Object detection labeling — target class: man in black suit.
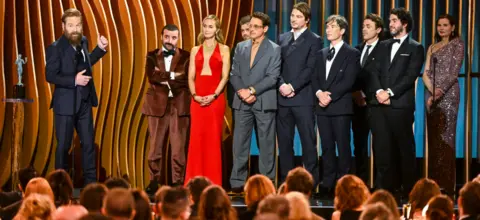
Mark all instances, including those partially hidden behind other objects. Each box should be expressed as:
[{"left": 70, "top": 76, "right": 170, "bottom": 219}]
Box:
[
  {"left": 311, "top": 15, "right": 360, "bottom": 195},
  {"left": 277, "top": 2, "right": 322, "bottom": 186},
  {"left": 46, "top": 8, "right": 108, "bottom": 184},
  {"left": 368, "top": 8, "right": 424, "bottom": 196},
  {"left": 352, "top": 13, "right": 384, "bottom": 184}
]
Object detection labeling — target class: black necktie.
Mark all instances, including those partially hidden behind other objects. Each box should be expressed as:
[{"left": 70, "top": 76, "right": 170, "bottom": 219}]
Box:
[
  {"left": 289, "top": 32, "right": 295, "bottom": 44},
  {"left": 75, "top": 45, "right": 83, "bottom": 62},
  {"left": 392, "top": 39, "right": 401, "bottom": 44},
  {"left": 327, "top": 47, "right": 335, "bottom": 61},
  {"left": 163, "top": 49, "right": 175, "bottom": 57},
  {"left": 361, "top": 45, "right": 372, "bottom": 67}
]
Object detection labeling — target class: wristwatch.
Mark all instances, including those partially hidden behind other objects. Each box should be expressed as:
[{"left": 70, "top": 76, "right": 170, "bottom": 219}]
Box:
[
  {"left": 248, "top": 86, "right": 256, "bottom": 95},
  {"left": 213, "top": 93, "right": 218, "bottom": 99}
]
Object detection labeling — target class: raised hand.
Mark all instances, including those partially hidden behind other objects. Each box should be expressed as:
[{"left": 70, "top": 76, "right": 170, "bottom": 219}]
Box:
[{"left": 97, "top": 35, "right": 108, "bottom": 50}]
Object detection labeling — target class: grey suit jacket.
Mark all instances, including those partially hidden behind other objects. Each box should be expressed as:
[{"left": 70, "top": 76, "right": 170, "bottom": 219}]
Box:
[{"left": 229, "top": 38, "right": 281, "bottom": 111}]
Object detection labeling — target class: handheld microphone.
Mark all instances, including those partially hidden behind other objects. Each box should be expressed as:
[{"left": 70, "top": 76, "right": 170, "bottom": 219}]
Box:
[{"left": 432, "top": 57, "right": 438, "bottom": 108}]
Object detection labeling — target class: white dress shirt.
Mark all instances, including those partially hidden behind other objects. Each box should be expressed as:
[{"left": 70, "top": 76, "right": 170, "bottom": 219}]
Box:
[
  {"left": 163, "top": 46, "right": 173, "bottom": 72},
  {"left": 291, "top": 27, "right": 308, "bottom": 40},
  {"left": 315, "top": 40, "right": 344, "bottom": 96},
  {"left": 390, "top": 34, "right": 409, "bottom": 62}
]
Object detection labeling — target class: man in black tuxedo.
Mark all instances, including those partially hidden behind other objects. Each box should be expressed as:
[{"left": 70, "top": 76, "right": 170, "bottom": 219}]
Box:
[
  {"left": 46, "top": 8, "right": 108, "bottom": 184},
  {"left": 368, "top": 8, "right": 424, "bottom": 196},
  {"left": 277, "top": 2, "right": 322, "bottom": 186},
  {"left": 352, "top": 13, "right": 384, "bottom": 184},
  {"left": 311, "top": 15, "right": 360, "bottom": 195}
]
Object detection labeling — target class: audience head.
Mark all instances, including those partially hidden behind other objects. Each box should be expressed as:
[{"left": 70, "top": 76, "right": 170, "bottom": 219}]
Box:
[
  {"left": 198, "top": 185, "right": 237, "bottom": 220},
  {"left": 239, "top": 15, "right": 252, "bottom": 40},
  {"left": 458, "top": 181, "right": 480, "bottom": 217},
  {"left": 359, "top": 203, "right": 395, "bottom": 220},
  {"left": 250, "top": 12, "right": 270, "bottom": 41},
  {"left": 291, "top": 2, "right": 311, "bottom": 29},
  {"left": 161, "top": 187, "right": 191, "bottom": 220},
  {"left": 80, "top": 213, "right": 113, "bottom": 220},
  {"left": 198, "top": 14, "right": 224, "bottom": 44},
  {"left": 254, "top": 213, "right": 281, "bottom": 220},
  {"left": 473, "top": 174, "right": 480, "bottom": 183},
  {"left": 257, "top": 194, "right": 290, "bottom": 220},
  {"left": 285, "top": 191, "right": 312, "bottom": 220},
  {"left": 102, "top": 188, "right": 136, "bottom": 220},
  {"left": 186, "top": 176, "right": 212, "bottom": 206},
  {"left": 425, "top": 195, "right": 454, "bottom": 220},
  {"left": 362, "top": 13, "right": 384, "bottom": 42},
  {"left": 46, "top": 169, "right": 74, "bottom": 206},
  {"left": 365, "top": 190, "right": 400, "bottom": 218},
  {"left": 105, "top": 177, "right": 130, "bottom": 190},
  {"left": 244, "top": 174, "right": 276, "bottom": 209},
  {"left": 435, "top": 14, "right": 459, "bottom": 42},
  {"left": 131, "top": 189, "right": 152, "bottom": 220},
  {"left": 25, "top": 177, "right": 55, "bottom": 202},
  {"left": 277, "top": 183, "right": 286, "bottom": 195},
  {"left": 80, "top": 183, "right": 108, "bottom": 212},
  {"left": 53, "top": 205, "right": 88, "bottom": 220},
  {"left": 15, "top": 193, "right": 56, "bottom": 220},
  {"left": 325, "top": 15, "right": 348, "bottom": 41},
  {"left": 18, "top": 166, "right": 38, "bottom": 193},
  {"left": 284, "top": 167, "right": 314, "bottom": 196},
  {"left": 161, "top": 24, "right": 180, "bottom": 50},
  {"left": 409, "top": 178, "right": 441, "bottom": 213},
  {"left": 153, "top": 185, "right": 172, "bottom": 216},
  {"left": 389, "top": 7, "right": 413, "bottom": 35},
  {"left": 334, "top": 174, "right": 370, "bottom": 211}
]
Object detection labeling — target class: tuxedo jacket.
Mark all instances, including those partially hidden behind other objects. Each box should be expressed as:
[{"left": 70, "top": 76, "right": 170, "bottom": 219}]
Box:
[
  {"left": 142, "top": 48, "right": 190, "bottom": 117},
  {"left": 354, "top": 42, "right": 383, "bottom": 104},
  {"left": 367, "top": 37, "right": 425, "bottom": 109},
  {"left": 277, "top": 29, "right": 323, "bottom": 106},
  {"left": 311, "top": 43, "right": 361, "bottom": 115},
  {"left": 46, "top": 35, "right": 106, "bottom": 115}
]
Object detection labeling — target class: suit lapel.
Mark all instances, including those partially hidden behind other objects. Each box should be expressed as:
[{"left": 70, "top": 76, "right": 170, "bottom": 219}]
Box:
[
  {"left": 326, "top": 44, "right": 348, "bottom": 89},
  {"left": 57, "top": 35, "right": 77, "bottom": 68},
  {"left": 169, "top": 47, "right": 181, "bottom": 71},
  {"left": 318, "top": 48, "right": 328, "bottom": 84},
  {"left": 364, "top": 43, "right": 379, "bottom": 67},
  {"left": 285, "top": 31, "right": 307, "bottom": 57},
  {"left": 81, "top": 40, "right": 92, "bottom": 69},
  {"left": 251, "top": 38, "right": 267, "bottom": 69},
  {"left": 389, "top": 37, "right": 409, "bottom": 70},
  {"left": 244, "top": 40, "right": 252, "bottom": 69}
]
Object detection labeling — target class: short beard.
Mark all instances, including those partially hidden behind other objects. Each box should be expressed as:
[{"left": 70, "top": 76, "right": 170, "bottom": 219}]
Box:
[
  {"left": 390, "top": 26, "right": 404, "bottom": 37},
  {"left": 65, "top": 31, "right": 82, "bottom": 46},
  {"left": 163, "top": 42, "right": 175, "bottom": 50}
]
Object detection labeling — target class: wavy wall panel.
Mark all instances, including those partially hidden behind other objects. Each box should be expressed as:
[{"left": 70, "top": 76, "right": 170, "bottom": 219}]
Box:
[{"left": 0, "top": 0, "right": 251, "bottom": 189}]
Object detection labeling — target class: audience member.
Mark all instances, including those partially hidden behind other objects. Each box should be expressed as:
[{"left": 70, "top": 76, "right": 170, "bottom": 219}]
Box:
[
  {"left": 153, "top": 185, "right": 171, "bottom": 218},
  {"left": 365, "top": 190, "right": 400, "bottom": 218},
  {"left": 46, "top": 169, "right": 74, "bottom": 207},
  {"left": 276, "top": 183, "right": 286, "bottom": 195},
  {"left": 13, "top": 193, "right": 56, "bottom": 220},
  {"left": 102, "top": 188, "right": 136, "bottom": 220},
  {"left": 80, "top": 183, "right": 108, "bottom": 212},
  {"left": 285, "top": 191, "right": 313, "bottom": 220},
  {"left": 53, "top": 205, "right": 89, "bottom": 220},
  {"left": 332, "top": 175, "right": 370, "bottom": 220},
  {"left": 457, "top": 181, "right": 480, "bottom": 220},
  {"left": 197, "top": 185, "right": 237, "bottom": 220},
  {"left": 284, "top": 167, "right": 323, "bottom": 220},
  {"left": 256, "top": 194, "right": 290, "bottom": 220},
  {"left": 359, "top": 203, "right": 395, "bottom": 220},
  {"left": 240, "top": 174, "right": 276, "bottom": 220},
  {"left": 105, "top": 177, "right": 130, "bottom": 190},
  {"left": 131, "top": 189, "right": 153, "bottom": 220},
  {"left": 186, "top": 176, "right": 212, "bottom": 218},
  {"left": 254, "top": 213, "right": 281, "bottom": 220},
  {"left": 80, "top": 213, "right": 113, "bottom": 220},
  {"left": 0, "top": 167, "right": 38, "bottom": 208},
  {"left": 425, "top": 195, "right": 454, "bottom": 220},
  {"left": 161, "top": 187, "right": 191, "bottom": 220},
  {"left": 408, "top": 178, "right": 441, "bottom": 219}
]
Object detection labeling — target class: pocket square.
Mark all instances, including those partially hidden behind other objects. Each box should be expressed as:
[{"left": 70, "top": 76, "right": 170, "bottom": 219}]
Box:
[{"left": 400, "top": 53, "right": 410, "bottom": 56}]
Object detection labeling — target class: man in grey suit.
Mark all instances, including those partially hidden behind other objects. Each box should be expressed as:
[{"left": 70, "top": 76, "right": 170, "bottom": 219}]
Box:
[{"left": 229, "top": 12, "right": 281, "bottom": 191}]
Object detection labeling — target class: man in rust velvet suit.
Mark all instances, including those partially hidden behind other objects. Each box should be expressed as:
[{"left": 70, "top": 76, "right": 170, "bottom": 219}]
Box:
[{"left": 143, "top": 24, "right": 190, "bottom": 191}]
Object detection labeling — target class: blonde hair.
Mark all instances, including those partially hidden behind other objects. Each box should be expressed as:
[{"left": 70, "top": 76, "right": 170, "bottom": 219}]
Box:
[
  {"left": 285, "top": 192, "right": 312, "bottom": 220},
  {"left": 25, "top": 177, "right": 55, "bottom": 202},
  {"left": 244, "top": 174, "right": 276, "bottom": 208},
  {"left": 14, "top": 193, "right": 56, "bottom": 220},
  {"left": 197, "top": 15, "right": 224, "bottom": 44}
]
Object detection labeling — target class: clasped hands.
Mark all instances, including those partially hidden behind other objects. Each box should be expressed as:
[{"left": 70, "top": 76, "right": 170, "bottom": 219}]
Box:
[
  {"left": 194, "top": 94, "right": 216, "bottom": 106},
  {"left": 279, "top": 84, "right": 295, "bottom": 98},
  {"left": 376, "top": 90, "right": 391, "bottom": 105},
  {"left": 426, "top": 88, "right": 444, "bottom": 109},
  {"left": 317, "top": 91, "right": 332, "bottom": 107},
  {"left": 237, "top": 88, "right": 256, "bottom": 104}
]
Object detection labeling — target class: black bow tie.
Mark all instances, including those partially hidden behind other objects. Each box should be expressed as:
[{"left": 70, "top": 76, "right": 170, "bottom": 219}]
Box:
[
  {"left": 163, "top": 49, "right": 175, "bottom": 57},
  {"left": 392, "top": 39, "right": 401, "bottom": 44},
  {"left": 327, "top": 47, "right": 336, "bottom": 61}
]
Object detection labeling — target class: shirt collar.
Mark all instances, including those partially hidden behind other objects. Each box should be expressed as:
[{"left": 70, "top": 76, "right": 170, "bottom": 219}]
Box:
[
  {"left": 394, "top": 34, "right": 409, "bottom": 44},
  {"left": 366, "top": 39, "right": 379, "bottom": 48},
  {"left": 291, "top": 27, "right": 308, "bottom": 39},
  {"left": 330, "top": 40, "right": 344, "bottom": 52}
]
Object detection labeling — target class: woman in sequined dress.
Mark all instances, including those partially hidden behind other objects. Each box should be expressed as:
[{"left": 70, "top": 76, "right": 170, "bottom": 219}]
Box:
[{"left": 422, "top": 14, "right": 464, "bottom": 197}]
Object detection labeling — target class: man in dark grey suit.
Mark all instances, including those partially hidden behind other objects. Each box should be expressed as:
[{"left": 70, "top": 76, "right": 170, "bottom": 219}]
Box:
[{"left": 229, "top": 12, "right": 281, "bottom": 191}]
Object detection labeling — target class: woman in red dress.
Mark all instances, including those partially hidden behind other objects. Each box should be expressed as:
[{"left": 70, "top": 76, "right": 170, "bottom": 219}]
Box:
[{"left": 184, "top": 15, "right": 230, "bottom": 186}]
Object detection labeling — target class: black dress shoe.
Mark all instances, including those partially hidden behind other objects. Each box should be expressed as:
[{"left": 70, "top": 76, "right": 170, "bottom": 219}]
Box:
[
  {"left": 145, "top": 180, "right": 159, "bottom": 195},
  {"left": 318, "top": 186, "right": 334, "bottom": 199}
]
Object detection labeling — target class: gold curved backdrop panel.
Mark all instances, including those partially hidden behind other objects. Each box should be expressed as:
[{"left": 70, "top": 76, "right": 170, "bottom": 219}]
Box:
[{"left": 0, "top": 0, "right": 252, "bottom": 189}]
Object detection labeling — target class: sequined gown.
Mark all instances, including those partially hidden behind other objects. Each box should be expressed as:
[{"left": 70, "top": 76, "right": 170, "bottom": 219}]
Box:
[{"left": 425, "top": 38, "right": 464, "bottom": 195}]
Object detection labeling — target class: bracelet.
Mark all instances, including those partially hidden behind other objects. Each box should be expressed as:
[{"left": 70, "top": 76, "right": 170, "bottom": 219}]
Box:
[
  {"left": 213, "top": 93, "right": 218, "bottom": 99},
  {"left": 191, "top": 93, "right": 197, "bottom": 97}
]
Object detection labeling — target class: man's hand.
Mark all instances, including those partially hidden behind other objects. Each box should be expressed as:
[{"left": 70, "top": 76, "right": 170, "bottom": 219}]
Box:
[
  {"left": 376, "top": 90, "right": 390, "bottom": 103},
  {"left": 244, "top": 95, "right": 257, "bottom": 104},
  {"left": 383, "top": 99, "right": 391, "bottom": 105},
  {"left": 75, "top": 69, "right": 91, "bottom": 86},
  {"left": 97, "top": 35, "right": 108, "bottom": 50},
  {"left": 279, "top": 84, "right": 293, "bottom": 97},
  {"left": 287, "top": 92, "right": 295, "bottom": 98},
  {"left": 426, "top": 96, "right": 433, "bottom": 111},
  {"left": 237, "top": 88, "right": 251, "bottom": 100},
  {"left": 353, "top": 91, "right": 367, "bottom": 107},
  {"left": 317, "top": 91, "right": 331, "bottom": 106}
]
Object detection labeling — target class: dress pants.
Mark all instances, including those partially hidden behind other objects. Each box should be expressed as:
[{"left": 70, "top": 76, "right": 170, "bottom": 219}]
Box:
[{"left": 352, "top": 104, "right": 370, "bottom": 184}]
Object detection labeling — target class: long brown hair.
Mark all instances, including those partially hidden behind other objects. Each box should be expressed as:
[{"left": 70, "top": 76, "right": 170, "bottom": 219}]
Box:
[
  {"left": 197, "top": 15, "right": 224, "bottom": 44},
  {"left": 435, "top": 14, "right": 459, "bottom": 42},
  {"left": 408, "top": 178, "right": 441, "bottom": 214},
  {"left": 334, "top": 175, "right": 370, "bottom": 211},
  {"left": 244, "top": 174, "right": 276, "bottom": 209},
  {"left": 198, "top": 185, "right": 237, "bottom": 220}
]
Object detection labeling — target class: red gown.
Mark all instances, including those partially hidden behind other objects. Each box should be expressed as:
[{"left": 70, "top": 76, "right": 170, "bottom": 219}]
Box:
[{"left": 184, "top": 44, "right": 225, "bottom": 186}]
